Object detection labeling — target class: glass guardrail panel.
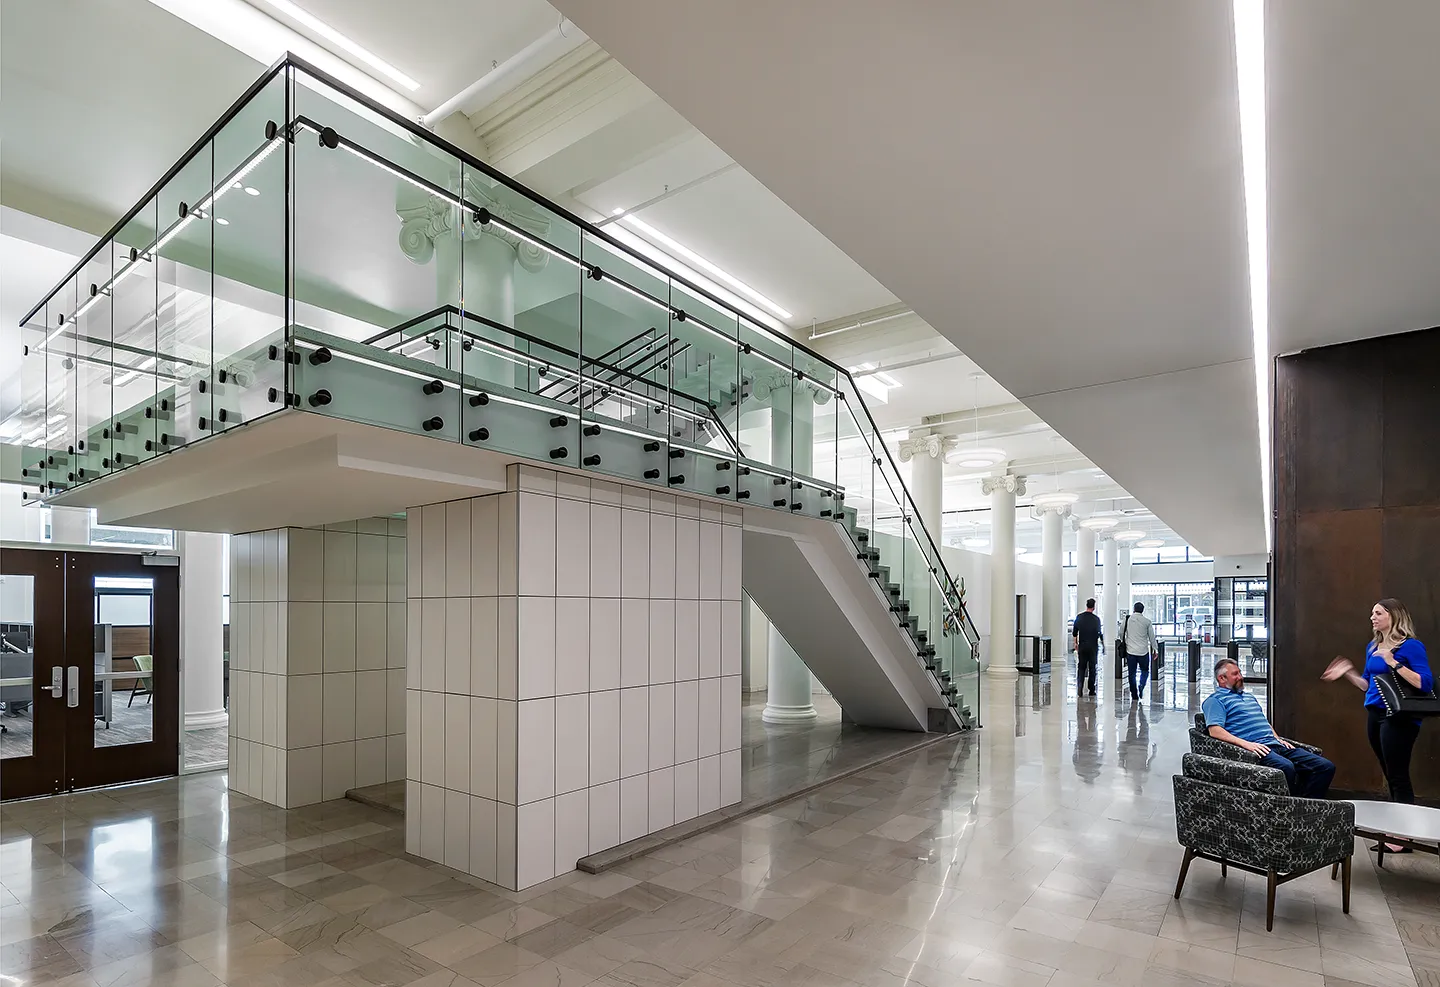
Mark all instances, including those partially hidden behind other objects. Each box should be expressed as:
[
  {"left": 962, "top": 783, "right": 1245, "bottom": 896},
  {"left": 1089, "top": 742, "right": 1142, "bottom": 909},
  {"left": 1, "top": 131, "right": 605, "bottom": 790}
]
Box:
[
  {"left": 41, "top": 277, "right": 79, "bottom": 496},
  {"left": 667, "top": 282, "right": 741, "bottom": 499},
  {"left": 106, "top": 203, "right": 163, "bottom": 476},
  {"left": 799, "top": 354, "right": 839, "bottom": 506},
  {"left": 737, "top": 319, "right": 796, "bottom": 509},
  {"left": 211, "top": 70, "right": 288, "bottom": 437},
  {"left": 68, "top": 249, "right": 116, "bottom": 491},
  {"left": 290, "top": 65, "right": 466, "bottom": 441},
  {"left": 579, "top": 232, "right": 671, "bottom": 486},
  {"left": 17, "top": 300, "right": 51, "bottom": 495},
  {"left": 155, "top": 146, "right": 214, "bottom": 455},
  {"left": 291, "top": 326, "right": 460, "bottom": 443},
  {"left": 835, "top": 377, "right": 877, "bottom": 538}
]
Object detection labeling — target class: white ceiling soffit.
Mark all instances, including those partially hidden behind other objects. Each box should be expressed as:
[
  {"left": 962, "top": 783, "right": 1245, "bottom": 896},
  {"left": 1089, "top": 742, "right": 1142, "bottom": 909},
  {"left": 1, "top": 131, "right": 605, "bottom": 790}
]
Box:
[
  {"left": 551, "top": 0, "right": 1264, "bottom": 555},
  {"left": 1268, "top": 0, "right": 1440, "bottom": 356}
]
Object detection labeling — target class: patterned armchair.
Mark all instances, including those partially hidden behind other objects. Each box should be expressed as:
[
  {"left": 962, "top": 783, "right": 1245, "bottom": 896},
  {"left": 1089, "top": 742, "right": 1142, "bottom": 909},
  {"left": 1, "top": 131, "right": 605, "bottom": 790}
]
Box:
[
  {"left": 1173, "top": 753, "right": 1353, "bottom": 930},
  {"left": 1189, "top": 714, "right": 1323, "bottom": 764}
]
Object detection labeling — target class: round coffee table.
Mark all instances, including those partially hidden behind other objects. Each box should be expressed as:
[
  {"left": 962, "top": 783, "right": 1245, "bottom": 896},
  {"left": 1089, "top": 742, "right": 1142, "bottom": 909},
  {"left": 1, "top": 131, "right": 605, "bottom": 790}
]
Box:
[{"left": 1351, "top": 799, "right": 1440, "bottom": 866}]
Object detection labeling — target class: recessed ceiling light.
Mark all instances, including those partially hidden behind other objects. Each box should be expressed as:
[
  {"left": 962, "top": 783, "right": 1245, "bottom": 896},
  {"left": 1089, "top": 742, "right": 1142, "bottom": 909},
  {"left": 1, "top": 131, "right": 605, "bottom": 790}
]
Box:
[
  {"left": 1079, "top": 517, "right": 1119, "bottom": 531},
  {"left": 215, "top": 217, "right": 230, "bottom": 225},
  {"left": 244, "top": 186, "right": 260, "bottom": 196},
  {"left": 1113, "top": 529, "right": 1146, "bottom": 543},
  {"left": 1233, "top": 0, "right": 1271, "bottom": 549},
  {"left": 1031, "top": 491, "right": 1079, "bottom": 509},
  {"left": 249, "top": 0, "right": 421, "bottom": 91},
  {"left": 1135, "top": 538, "right": 1165, "bottom": 549},
  {"left": 950, "top": 447, "right": 1007, "bottom": 469}
]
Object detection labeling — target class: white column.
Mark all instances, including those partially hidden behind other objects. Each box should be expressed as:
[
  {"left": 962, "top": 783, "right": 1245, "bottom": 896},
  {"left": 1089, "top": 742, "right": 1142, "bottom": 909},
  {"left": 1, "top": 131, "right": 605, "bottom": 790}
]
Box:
[
  {"left": 179, "top": 531, "right": 228, "bottom": 733},
  {"left": 1118, "top": 545, "right": 1133, "bottom": 623},
  {"left": 1101, "top": 536, "right": 1118, "bottom": 642},
  {"left": 49, "top": 505, "right": 91, "bottom": 545},
  {"left": 982, "top": 474, "right": 1025, "bottom": 677},
  {"left": 1040, "top": 507, "right": 1066, "bottom": 648},
  {"left": 1075, "top": 524, "right": 1096, "bottom": 623},
  {"left": 763, "top": 628, "right": 818, "bottom": 723},
  {"left": 764, "top": 387, "right": 817, "bottom": 722},
  {"left": 899, "top": 433, "right": 955, "bottom": 539}
]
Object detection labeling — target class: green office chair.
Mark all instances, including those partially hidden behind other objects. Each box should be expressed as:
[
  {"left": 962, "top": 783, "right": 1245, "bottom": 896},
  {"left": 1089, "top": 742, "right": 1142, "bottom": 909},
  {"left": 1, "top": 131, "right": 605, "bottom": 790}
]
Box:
[{"left": 127, "top": 655, "right": 153, "bottom": 706}]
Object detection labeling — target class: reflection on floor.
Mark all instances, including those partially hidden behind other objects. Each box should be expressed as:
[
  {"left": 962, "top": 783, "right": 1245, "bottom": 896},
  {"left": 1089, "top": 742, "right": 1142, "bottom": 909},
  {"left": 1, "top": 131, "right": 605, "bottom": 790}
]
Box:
[
  {"left": 1, "top": 656, "right": 1431, "bottom": 987},
  {"left": 740, "top": 691, "right": 943, "bottom": 803}
]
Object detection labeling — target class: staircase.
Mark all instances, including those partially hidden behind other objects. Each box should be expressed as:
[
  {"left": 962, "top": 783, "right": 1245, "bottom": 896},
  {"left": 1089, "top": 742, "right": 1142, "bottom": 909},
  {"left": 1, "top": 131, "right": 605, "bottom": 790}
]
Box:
[{"left": 14, "top": 53, "right": 983, "bottom": 731}]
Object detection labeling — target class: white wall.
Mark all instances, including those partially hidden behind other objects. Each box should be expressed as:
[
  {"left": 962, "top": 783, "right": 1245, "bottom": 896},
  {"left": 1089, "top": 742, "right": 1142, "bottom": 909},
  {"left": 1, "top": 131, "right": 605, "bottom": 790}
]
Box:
[
  {"left": 228, "top": 519, "right": 409, "bottom": 807},
  {"left": 404, "top": 464, "right": 742, "bottom": 891}
]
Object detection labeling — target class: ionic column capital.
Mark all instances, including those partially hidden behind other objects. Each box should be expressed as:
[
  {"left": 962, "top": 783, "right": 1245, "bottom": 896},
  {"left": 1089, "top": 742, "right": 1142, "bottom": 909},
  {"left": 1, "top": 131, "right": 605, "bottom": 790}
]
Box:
[
  {"left": 981, "top": 474, "right": 1027, "bottom": 497},
  {"left": 897, "top": 433, "right": 958, "bottom": 464},
  {"left": 396, "top": 172, "right": 552, "bottom": 273}
]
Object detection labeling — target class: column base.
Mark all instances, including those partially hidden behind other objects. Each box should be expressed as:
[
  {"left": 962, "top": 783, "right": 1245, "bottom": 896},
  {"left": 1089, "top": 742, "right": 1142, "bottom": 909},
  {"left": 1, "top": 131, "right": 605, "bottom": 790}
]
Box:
[
  {"left": 762, "top": 703, "right": 818, "bottom": 724},
  {"left": 984, "top": 664, "right": 1020, "bottom": 680},
  {"left": 184, "top": 709, "right": 229, "bottom": 731}
]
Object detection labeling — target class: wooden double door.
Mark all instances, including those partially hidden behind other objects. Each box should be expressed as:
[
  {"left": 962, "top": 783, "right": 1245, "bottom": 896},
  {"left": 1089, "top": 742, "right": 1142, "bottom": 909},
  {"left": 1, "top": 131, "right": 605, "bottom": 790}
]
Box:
[{"left": 0, "top": 547, "right": 179, "bottom": 800}]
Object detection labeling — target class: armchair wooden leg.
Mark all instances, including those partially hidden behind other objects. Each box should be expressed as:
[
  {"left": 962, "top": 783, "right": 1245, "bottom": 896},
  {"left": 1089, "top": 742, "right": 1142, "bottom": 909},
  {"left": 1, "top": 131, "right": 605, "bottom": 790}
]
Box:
[
  {"left": 1342, "top": 855, "right": 1351, "bottom": 914},
  {"left": 1331, "top": 861, "right": 1339, "bottom": 880},
  {"left": 1220, "top": 859, "right": 1227, "bottom": 878},
  {"left": 1174, "top": 847, "right": 1195, "bottom": 900},
  {"left": 1265, "top": 869, "right": 1277, "bottom": 932}
]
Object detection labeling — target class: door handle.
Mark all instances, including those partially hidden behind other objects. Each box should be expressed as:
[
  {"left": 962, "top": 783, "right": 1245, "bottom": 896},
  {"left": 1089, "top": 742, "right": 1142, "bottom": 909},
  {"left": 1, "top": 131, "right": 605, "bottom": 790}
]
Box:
[
  {"left": 50, "top": 666, "right": 63, "bottom": 699},
  {"left": 66, "top": 666, "right": 79, "bottom": 708}
]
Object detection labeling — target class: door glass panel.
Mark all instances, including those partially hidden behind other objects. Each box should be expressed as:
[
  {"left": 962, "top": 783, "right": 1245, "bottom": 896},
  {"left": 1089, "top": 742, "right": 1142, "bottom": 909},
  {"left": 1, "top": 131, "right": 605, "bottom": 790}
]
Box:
[
  {"left": 93, "top": 575, "right": 155, "bottom": 747},
  {"left": 0, "top": 575, "right": 37, "bottom": 760}
]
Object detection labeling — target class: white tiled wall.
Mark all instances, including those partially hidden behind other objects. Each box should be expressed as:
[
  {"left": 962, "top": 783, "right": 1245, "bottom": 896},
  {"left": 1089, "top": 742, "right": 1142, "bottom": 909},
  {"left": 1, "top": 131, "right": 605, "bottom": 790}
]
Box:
[
  {"left": 229, "top": 517, "right": 407, "bottom": 807},
  {"left": 406, "top": 464, "right": 743, "bottom": 891}
]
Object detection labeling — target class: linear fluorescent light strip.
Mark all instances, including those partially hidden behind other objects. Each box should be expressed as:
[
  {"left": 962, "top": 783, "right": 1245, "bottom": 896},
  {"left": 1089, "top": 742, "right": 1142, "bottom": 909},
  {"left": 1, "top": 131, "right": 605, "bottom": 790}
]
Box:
[
  {"left": 618, "top": 213, "right": 793, "bottom": 321},
  {"left": 249, "top": 0, "right": 421, "bottom": 91},
  {"left": 1233, "top": 0, "right": 1272, "bottom": 548}
]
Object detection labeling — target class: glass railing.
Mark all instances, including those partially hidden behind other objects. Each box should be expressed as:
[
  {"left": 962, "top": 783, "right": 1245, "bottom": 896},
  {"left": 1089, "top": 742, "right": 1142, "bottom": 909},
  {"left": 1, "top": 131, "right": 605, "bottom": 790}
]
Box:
[{"left": 14, "top": 54, "right": 978, "bottom": 726}]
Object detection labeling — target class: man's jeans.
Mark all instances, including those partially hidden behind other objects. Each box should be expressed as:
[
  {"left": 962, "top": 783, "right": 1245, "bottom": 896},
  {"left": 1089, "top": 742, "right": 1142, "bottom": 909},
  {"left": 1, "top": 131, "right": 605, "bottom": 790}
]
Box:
[
  {"left": 1077, "top": 647, "right": 1098, "bottom": 695},
  {"left": 1258, "top": 745, "right": 1337, "bottom": 799},
  {"left": 1126, "top": 653, "right": 1150, "bottom": 699}
]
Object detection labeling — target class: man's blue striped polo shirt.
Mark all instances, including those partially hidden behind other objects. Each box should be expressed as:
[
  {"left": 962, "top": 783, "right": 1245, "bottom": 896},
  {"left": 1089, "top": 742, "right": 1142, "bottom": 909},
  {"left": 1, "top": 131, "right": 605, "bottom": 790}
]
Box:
[{"left": 1200, "top": 688, "right": 1278, "bottom": 744}]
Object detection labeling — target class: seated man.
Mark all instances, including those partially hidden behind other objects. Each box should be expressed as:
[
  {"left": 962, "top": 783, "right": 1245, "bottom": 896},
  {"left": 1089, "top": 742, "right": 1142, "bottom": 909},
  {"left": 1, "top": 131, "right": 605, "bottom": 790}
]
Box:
[{"left": 1201, "top": 657, "right": 1336, "bottom": 798}]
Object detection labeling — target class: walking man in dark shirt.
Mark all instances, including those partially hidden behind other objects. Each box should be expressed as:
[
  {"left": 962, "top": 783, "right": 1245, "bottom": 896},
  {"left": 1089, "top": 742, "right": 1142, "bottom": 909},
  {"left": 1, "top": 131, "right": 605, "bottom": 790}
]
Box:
[{"left": 1072, "top": 598, "right": 1104, "bottom": 698}]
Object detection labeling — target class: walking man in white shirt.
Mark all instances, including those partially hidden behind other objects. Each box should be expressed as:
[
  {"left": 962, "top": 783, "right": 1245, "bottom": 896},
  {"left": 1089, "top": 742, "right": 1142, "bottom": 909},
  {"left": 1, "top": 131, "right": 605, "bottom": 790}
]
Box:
[{"left": 1120, "top": 602, "right": 1158, "bottom": 701}]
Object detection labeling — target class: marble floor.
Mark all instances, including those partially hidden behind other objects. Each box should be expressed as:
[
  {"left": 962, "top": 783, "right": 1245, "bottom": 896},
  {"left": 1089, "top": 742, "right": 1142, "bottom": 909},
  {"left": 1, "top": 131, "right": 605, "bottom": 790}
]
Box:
[{"left": 2, "top": 657, "right": 1434, "bottom": 987}]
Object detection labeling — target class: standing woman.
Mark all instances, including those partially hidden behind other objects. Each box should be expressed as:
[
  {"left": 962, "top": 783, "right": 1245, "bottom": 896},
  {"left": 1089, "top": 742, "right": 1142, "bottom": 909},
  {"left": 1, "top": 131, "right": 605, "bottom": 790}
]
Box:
[{"left": 1323, "top": 600, "right": 1433, "bottom": 833}]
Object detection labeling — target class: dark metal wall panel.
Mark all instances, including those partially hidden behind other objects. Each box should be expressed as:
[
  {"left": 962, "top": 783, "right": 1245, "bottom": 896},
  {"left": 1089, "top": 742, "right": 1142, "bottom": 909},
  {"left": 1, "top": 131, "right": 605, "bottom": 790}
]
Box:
[{"left": 1273, "top": 326, "right": 1440, "bottom": 802}]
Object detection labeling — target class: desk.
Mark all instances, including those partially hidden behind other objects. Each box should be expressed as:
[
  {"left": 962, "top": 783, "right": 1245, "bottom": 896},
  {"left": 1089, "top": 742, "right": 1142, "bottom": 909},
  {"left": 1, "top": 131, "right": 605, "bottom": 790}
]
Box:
[{"left": 1352, "top": 799, "right": 1440, "bottom": 866}]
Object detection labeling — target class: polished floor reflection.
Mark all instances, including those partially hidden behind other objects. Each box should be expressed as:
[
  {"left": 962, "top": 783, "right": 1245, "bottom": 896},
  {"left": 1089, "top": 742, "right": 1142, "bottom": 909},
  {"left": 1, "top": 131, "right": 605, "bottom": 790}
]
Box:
[{"left": 1, "top": 656, "right": 1430, "bottom": 987}]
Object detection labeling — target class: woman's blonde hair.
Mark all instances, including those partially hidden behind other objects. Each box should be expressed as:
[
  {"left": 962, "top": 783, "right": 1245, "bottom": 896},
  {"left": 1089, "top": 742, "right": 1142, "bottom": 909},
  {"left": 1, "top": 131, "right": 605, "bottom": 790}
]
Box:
[{"left": 1373, "top": 598, "right": 1417, "bottom": 647}]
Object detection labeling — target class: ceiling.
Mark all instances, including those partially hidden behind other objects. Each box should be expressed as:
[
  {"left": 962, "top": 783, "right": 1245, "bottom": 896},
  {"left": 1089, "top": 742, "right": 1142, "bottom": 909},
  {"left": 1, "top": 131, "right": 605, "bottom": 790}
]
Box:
[
  {"left": 4, "top": 0, "right": 1367, "bottom": 559},
  {"left": 547, "top": 0, "right": 1274, "bottom": 557}
]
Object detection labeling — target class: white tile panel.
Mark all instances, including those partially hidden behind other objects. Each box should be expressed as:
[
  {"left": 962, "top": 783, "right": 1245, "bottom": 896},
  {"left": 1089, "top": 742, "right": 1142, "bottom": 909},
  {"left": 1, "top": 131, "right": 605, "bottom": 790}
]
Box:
[
  {"left": 445, "top": 693, "right": 471, "bottom": 793},
  {"left": 445, "top": 501, "right": 472, "bottom": 597},
  {"left": 647, "top": 767, "right": 674, "bottom": 831},
  {"left": 648, "top": 684, "right": 675, "bottom": 771},
  {"left": 554, "top": 597, "right": 590, "bottom": 695},
  {"left": 515, "top": 798, "right": 556, "bottom": 890},
  {"left": 516, "top": 596, "right": 556, "bottom": 700},
  {"left": 553, "top": 788, "right": 589, "bottom": 876},
  {"left": 516, "top": 698, "right": 556, "bottom": 804},
  {"left": 619, "top": 686, "right": 649, "bottom": 780},
  {"left": 555, "top": 497, "right": 590, "bottom": 598},
  {"left": 554, "top": 693, "right": 589, "bottom": 795},
  {"left": 588, "top": 689, "right": 620, "bottom": 786}
]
